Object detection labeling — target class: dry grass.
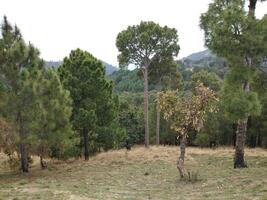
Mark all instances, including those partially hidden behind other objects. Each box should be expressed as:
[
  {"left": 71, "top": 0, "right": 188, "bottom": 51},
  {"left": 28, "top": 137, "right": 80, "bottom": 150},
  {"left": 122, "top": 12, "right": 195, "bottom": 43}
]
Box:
[{"left": 0, "top": 146, "right": 267, "bottom": 200}]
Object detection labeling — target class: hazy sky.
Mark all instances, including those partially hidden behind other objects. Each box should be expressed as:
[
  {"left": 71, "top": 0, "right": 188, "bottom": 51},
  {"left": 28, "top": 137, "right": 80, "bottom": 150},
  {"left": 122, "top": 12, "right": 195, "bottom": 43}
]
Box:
[{"left": 1, "top": 0, "right": 267, "bottom": 66}]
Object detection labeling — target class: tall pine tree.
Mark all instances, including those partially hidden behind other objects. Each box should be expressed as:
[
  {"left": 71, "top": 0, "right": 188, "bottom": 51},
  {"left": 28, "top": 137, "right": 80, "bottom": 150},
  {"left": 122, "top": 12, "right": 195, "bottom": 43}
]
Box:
[
  {"left": 200, "top": 0, "right": 266, "bottom": 168},
  {"left": 0, "top": 17, "right": 73, "bottom": 172},
  {"left": 116, "top": 21, "right": 180, "bottom": 147},
  {"left": 0, "top": 16, "right": 43, "bottom": 172},
  {"left": 58, "top": 49, "right": 116, "bottom": 160}
]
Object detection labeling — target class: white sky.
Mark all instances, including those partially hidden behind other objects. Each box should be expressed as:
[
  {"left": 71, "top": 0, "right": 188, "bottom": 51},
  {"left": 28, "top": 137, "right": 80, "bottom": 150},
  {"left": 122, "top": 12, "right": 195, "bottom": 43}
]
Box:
[{"left": 0, "top": 0, "right": 267, "bottom": 66}]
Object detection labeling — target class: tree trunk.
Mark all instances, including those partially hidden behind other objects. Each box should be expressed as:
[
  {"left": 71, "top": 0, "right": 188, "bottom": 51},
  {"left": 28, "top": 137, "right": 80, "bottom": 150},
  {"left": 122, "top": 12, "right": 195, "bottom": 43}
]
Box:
[
  {"left": 83, "top": 128, "right": 89, "bottom": 160},
  {"left": 257, "top": 131, "right": 261, "bottom": 147},
  {"left": 18, "top": 112, "right": 28, "bottom": 173},
  {"left": 156, "top": 80, "right": 162, "bottom": 146},
  {"left": 234, "top": 82, "right": 250, "bottom": 168},
  {"left": 232, "top": 123, "right": 237, "bottom": 147},
  {"left": 177, "top": 134, "right": 186, "bottom": 178},
  {"left": 234, "top": 119, "right": 248, "bottom": 168},
  {"left": 40, "top": 155, "right": 47, "bottom": 169},
  {"left": 234, "top": 0, "right": 256, "bottom": 168},
  {"left": 144, "top": 66, "right": 149, "bottom": 147},
  {"left": 156, "top": 106, "right": 160, "bottom": 145},
  {"left": 19, "top": 142, "right": 28, "bottom": 173},
  {"left": 248, "top": 0, "right": 257, "bottom": 17},
  {"left": 79, "top": 132, "right": 83, "bottom": 158}
]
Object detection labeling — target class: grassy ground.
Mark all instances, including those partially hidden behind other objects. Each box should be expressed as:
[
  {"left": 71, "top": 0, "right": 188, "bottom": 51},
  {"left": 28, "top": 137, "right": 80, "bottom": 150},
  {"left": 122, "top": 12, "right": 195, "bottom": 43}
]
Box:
[{"left": 0, "top": 146, "right": 267, "bottom": 200}]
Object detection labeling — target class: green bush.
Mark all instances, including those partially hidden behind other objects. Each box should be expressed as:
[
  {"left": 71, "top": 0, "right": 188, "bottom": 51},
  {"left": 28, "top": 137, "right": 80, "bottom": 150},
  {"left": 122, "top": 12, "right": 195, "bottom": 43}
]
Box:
[{"left": 194, "top": 133, "right": 209, "bottom": 147}]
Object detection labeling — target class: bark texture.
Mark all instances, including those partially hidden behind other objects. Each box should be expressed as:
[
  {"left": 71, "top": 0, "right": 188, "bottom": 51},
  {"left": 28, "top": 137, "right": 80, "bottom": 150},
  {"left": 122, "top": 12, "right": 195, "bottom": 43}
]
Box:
[
  {"left": 144, "top": 66, "right": 149, "bottom": 147},
  {"left": 234, "top": 82, "right": 250, "bottom": 168},
  {"left": 83, "top": 128, "right": 89, "bottom": 160},
  {"left": 248, "top": 0, "right": 257, "bottom": 16},
  {"left": 156, "top": 80, "right": 162, "bottom": 146},
  {"left": 177, "top": 135, "right": 186, "bottom": 178},
  {"left": 19, "top": 142, "right": 28, "bottom": 172},
  {"left": 234, "top": 119, "right": 248, "bottom": 168},
  {"left": 156, "top": 106, "right": 160, "bottom": 145},
  {"left": 18, "top": 113, "right": 28, "bottom": 173}
]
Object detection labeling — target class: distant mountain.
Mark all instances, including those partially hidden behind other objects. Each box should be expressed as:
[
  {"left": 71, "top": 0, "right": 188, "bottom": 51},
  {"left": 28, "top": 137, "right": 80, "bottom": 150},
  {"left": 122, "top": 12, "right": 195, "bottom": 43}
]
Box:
[
  {"left": 45, "top": 61, "right": 62, "bottom": 68},
  {"left": 44, "top": 60, "right": 118, "bottom": 75},
  {"left": 179, "top": 49, "right": 228, "bottom": 79},
  {"left": 108, "top": 49, "right": 229, "bottom": 93},
  {"left": 182, "top": 49, "right": 215, "bottom": 61},
  {"left": 102, "top": 61, "right": 118, "bottom": 75},
  {"left": 180, "top": 49, "right": 267, "bottom": 79}
]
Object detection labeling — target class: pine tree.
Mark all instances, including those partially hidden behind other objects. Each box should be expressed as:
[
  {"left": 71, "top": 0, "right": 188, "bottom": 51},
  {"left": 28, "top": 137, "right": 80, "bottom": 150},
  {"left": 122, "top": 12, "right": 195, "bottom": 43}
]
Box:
[
  {"left": 116, "top": 21, "right": 180, "bottom": 147},
  {"left": 200, "top": 0, "right": 266, "bottom": 168},
  {"left": 0, "top": 16, "right": 43, "bottom": 172},
  {"left": 0, "top": 17, "right": 73, "bottom": 172},
  {"left": 58, "top": 49, "right": 116, "bottom": 160}
]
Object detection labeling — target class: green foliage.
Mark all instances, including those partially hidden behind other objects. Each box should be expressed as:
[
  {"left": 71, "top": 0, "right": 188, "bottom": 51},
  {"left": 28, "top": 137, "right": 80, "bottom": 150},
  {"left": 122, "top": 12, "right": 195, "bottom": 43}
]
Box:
[
  {"left": 116, "top": 21, "right": 179, "bottom": 68},
  {"left": 108, "top": 69, "right": 146, "bottom": 92},
  {"left": 200, "top": 0, "right": 267, "bottom": 65},
  {"left": 28, "top": 69, "right": 73, "bottom": 159},
  {"left": 0, "top": 16, "right": 43, "bottom": 123},
  {"left": 248, "top": 71, "right": 267, "bottom": 147},
  {"left": 96, "top": 122, "right": 127, "bottom": 151},
  {"left": 200, "top": 0, "right": 247, "bottom": 62},
  {"left": 149, "top": 102, "right": 177, "bottom": 144},
  {"left": 59, "top": 48, "right": 116, "bottom": 129},
  {"left": 221, "top": 67, "right": 261, "bottom": 121},
  {"left": 108, "top": 67, "right": 182, "bottom": 93},
  {"left": 149, "top": 56, "right": 182, "bottom": 90},
  {"left": 190, "top": 70, "right": 222, "bottom": 92},
  {"left": 118, "top": 93, "right": 145, "bottom": 144},
  {"left": 194, "top": 133, "right": 210, "bottom": 147}
]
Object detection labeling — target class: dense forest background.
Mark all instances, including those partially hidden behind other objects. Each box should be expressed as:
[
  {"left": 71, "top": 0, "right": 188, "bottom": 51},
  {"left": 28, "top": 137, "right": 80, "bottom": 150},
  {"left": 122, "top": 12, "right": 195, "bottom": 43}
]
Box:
[{"left": 44, "top": 49, "right": 267, "bottom": 149}]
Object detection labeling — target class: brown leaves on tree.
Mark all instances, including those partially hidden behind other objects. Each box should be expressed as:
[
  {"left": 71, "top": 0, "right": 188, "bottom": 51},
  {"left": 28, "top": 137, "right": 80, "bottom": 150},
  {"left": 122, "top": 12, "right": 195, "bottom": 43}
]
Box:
[{"left": 157, "top": 83, "right": 218, "bottom": 136}]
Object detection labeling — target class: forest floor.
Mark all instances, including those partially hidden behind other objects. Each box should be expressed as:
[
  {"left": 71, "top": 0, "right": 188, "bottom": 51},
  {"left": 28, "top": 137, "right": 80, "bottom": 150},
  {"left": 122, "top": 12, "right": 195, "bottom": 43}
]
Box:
[{"left": 0, "top": 146, "right": 267, "bottom": 200}]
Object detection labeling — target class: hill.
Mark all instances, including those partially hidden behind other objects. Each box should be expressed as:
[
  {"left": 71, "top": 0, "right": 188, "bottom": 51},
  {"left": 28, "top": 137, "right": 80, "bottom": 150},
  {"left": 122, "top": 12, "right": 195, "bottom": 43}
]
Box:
[
  {"left": 182, "top": 49, "right": 215, "bottom": 61},
  {"left": 0, "top": 146, "right": 266, "bottom": 199},
  {"left": 45, "top": 61, "right": 62, "bottom": 68},
  {"left": 179, "top": 49, "right": 227, "bottom": 79},
  {"left": 108, "top": 49, "right": 227, "bottom": 93},
  {"left": 102, "top": 61, "right": 118, "bottom": 75},
  {"left": 45, "top": 60, "right": 118, "bottom": 75}
]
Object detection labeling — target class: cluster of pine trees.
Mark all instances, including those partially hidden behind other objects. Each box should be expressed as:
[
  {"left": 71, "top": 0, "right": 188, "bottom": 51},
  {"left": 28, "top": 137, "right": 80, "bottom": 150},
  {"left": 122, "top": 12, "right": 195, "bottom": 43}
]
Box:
[{"left": 0, "top": 17, "right": 125, "bottom": 172}]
